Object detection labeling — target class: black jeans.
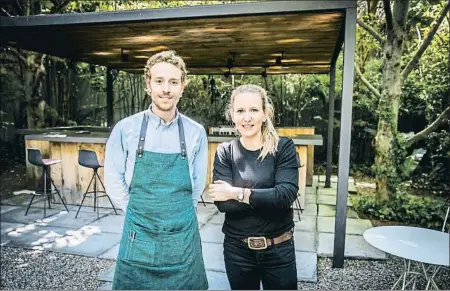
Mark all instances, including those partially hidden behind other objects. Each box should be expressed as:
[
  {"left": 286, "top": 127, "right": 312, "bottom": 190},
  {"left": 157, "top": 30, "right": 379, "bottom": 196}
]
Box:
[{"left": 223, "top": 236, "right": 297, "bottom": 290}]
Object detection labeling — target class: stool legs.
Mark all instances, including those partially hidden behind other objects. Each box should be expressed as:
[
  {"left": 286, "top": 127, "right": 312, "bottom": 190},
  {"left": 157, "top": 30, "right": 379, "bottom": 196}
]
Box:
[
  {"left": 25, "top": 166, "right": 68, "bottom": 218},
  {"left": 96, "top": 173, "right": 118, "bottom": 215},
  {"left": 75, "top": 169, "right": 118, "bottom": 219}
]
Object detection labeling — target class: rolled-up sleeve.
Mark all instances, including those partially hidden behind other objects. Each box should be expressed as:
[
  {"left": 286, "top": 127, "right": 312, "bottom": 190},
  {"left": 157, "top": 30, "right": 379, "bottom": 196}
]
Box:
[
  {"left": 104, "top": 122, "right": 130, "bottom": 212},
  {"left": 191, "top": 128, "right": 208, "bottom": 207},
  {"left": 249, "top": 139, "right": 299, "bottom": 210}
]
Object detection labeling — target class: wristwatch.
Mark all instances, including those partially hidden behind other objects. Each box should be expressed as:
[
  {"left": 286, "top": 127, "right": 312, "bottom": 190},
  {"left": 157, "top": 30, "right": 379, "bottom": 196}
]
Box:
[{"left": 237, "top": 188, "right": 245, "bottom": 203}]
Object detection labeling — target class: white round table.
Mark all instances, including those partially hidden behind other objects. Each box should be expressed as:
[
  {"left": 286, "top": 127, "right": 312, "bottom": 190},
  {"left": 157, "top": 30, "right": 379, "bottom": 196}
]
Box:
[{"left": 364, "top": 226, "right": 449, "bottom": 290}]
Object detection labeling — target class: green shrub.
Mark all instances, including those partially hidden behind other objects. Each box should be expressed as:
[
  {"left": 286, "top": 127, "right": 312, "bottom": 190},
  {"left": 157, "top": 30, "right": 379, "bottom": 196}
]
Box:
[{"left": 352, "top": 192, "right": 448, "bottom": 230}]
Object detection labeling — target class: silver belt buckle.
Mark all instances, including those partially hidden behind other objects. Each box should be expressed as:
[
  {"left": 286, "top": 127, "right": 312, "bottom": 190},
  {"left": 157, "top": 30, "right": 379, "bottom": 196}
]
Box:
[{"left": 247, "top": 236, "right": 268, "bottom": 250}]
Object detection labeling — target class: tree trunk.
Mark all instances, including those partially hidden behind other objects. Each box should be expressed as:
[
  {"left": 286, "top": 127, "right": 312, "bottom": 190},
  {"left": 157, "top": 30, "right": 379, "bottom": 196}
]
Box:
[{"left": 373, "top": 0, "right": 409, "bottom": 200}]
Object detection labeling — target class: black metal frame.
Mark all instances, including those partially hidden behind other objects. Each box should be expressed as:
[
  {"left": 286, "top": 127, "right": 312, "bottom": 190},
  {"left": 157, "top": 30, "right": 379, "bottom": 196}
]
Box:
[
  {"left": 25, "top": 165, "right": 69, "bottom": 218},
  {"left": 75, "top": 168, "right": 118, "bottom": 219}
]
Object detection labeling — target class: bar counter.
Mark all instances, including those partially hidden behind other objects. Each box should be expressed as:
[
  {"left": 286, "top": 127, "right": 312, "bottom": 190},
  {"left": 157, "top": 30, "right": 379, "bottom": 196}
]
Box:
[{"left": 24, "top": 128, "right": 322, "bottom": 209}]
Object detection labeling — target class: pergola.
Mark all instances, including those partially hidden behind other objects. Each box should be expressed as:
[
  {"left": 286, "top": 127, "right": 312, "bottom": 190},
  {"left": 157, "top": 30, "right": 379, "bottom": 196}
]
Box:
[{"left": 0, "top": 0, "right": 357, "bottom": 268}]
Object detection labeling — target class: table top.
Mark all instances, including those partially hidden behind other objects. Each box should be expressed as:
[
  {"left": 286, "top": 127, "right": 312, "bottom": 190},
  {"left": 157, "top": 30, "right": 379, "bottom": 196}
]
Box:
[{"left": 363, "top": 226, "right": 450, "bottom": 266}]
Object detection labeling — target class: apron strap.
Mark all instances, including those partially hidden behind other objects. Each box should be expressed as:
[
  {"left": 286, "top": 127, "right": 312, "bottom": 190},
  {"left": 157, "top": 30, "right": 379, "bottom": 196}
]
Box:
[
  {"left": 137, "top": 111, "right": 187, "bottom": 159},
  {"left": 178, "top": 117, "right": 187, "bottom": 159},
  {"left": 137, "top": 113, "right": 149, "bottom": 158}
]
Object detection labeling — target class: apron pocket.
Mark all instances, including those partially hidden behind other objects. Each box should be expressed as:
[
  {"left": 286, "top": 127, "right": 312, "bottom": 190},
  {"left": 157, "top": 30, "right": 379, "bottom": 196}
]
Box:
[
  {"left": 155, "top": 226, "right": 198, "bottom": 267},
  {"left": 124, "top": 226, "right": 156, "bottom": 267}
]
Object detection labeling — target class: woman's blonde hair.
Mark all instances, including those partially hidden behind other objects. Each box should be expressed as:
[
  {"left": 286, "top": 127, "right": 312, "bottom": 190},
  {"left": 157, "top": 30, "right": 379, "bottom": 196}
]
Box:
[{"left": 226, "top": 84, "right": 279, "bottom": 161}]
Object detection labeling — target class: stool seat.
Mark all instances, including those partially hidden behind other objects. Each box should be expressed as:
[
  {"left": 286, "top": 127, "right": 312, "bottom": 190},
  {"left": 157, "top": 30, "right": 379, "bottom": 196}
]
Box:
[
  {"left": 42, "top": 159, "right": 61, "bottom": 166},
  {"left": 26, "top": 148, "right": 69, "bottom": 218}
]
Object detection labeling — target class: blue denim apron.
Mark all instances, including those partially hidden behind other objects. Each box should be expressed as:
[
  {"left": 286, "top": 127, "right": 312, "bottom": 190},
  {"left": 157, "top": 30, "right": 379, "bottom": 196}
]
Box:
[{"left": 112, "top": 113, "right": 208, "bottom": 290}]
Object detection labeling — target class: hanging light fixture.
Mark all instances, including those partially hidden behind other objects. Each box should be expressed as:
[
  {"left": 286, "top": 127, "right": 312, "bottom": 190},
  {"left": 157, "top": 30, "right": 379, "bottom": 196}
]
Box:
[{"left": 121, "top": 48, "right": 129, "bottom": 62}]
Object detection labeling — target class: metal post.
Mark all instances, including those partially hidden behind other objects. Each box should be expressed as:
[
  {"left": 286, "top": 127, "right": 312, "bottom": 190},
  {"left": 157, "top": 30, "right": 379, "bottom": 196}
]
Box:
[
  {"left": 332, "top": 7, "right": 357, "bottom": 268},
  {"left": 106, "top": 67, "right": 114, "bottom": 127},
  {"left": 325, "top": 63, "right": 336, "bottom": 188}
]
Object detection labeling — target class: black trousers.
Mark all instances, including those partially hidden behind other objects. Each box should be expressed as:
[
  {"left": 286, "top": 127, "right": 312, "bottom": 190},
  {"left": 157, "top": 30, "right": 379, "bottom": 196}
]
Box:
[{"left": 223, "top": 236, "right": 297, "bottom": 290}]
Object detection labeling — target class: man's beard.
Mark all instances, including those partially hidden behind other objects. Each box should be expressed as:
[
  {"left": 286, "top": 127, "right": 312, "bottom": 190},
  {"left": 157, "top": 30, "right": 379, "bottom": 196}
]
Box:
[{"left": 153, "top": 100, "right": 174, "bottom": 112}]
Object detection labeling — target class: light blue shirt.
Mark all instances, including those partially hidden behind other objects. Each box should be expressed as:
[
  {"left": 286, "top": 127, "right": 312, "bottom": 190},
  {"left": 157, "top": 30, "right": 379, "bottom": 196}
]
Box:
[{"left": 104, "top": 107, "right": 208, "bottom": 212}]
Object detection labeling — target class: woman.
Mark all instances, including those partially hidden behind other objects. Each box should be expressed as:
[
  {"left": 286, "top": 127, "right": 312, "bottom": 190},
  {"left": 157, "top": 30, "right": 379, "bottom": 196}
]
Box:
[{"left": 209, "top": 84, "right": 299, "bottom": 290}]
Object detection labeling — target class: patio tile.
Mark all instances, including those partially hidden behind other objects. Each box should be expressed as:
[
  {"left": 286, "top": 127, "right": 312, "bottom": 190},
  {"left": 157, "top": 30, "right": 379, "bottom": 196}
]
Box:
[
  {"left": 97, "top": 282, "right": 113, "bottom": 290},
  {"left": 206, "top": 270, "right": 230, "bottom": 290},
  {"left": 200, "top": 223, "right": 224, "bottom": 244},
  {"left": 210, "top": 212, "right": 225, "bottom": 225},
  {"left": 305, "top": 186, "right": 317, "bottom": 195},
  {"left": 1, "top": 224, "right": 73, "bottom": 249},
  {"left": 317, "top": 217, "right": 372, "bottom": 235},
  {"left": 294, "top": 231, "right": 316, "bottom": 253},
  {"left": 44, "top": 210, "right": 107, "bottom": 229},
  {"left": 97, "top": 265, "right": 115, "bottom": 282},
  {"left": 295, "top": 251, "right": 317, "bottom": 282},
  {"left": 318, "top": 205, "right": 359, "bottom": 218},
  {"left": 0, "top": 205, "right": 21, "bottom": 214},
  {"left": 317, "top": 232, "right": 387, "bottom": 260},
  {"left": 0, "top": 206, "right": 62, "bottom": 224},
  {"left": 98, "top": 243, "right": 120, "bottom": 260},
  {"left": 197, "top": 204, "right": 218, "bottom": 228},
  {"left": 317, "top": 195, "right": 352, "bottom": 207},
  {"left": 87, "top": 214, "right": 125, "bottom": 234},
  {"left": 305, "top": 194, "right": 317, "bottom": 204},
  {"left": 317, "top": 188, "right": 337, "bottom": 196},
  {"left": 1, "top": 222, "right": 25, "bottom": 236},
  {"left": 299, "top": 203, "right": 317, "bottom": 217},
  {"left": 294, "top": 215, "right": 316, "bottom": 232},
  {"left": 49, "top": 228, "right": 121, "bottom": 257},
  {"left": 202, "top": 242, "right": 226, "bottom": 273}
]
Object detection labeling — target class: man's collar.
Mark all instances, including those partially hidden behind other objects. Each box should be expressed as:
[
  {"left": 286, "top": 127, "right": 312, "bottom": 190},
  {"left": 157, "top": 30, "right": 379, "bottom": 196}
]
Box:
[{"left": 147, "top": 104, "right": 179, "bottom": 129}]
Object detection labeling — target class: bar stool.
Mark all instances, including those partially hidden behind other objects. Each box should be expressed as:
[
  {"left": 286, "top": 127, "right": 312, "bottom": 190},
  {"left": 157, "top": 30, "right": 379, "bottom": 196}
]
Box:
[
  {"left": 75, "top": 149, "right": 118, "bottom": 218},
  {"left": 26, "top": 148, "right": 69, "bottom": 218}
]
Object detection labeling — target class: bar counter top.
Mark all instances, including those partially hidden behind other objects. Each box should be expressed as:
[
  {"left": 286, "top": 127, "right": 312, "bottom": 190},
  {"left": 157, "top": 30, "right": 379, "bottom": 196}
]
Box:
[{"left": 24, "top": 131, "right": 323, "bottom": 146}]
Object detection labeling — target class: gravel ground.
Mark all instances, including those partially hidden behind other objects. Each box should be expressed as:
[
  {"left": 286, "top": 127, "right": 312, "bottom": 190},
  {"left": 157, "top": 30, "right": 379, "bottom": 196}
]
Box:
[
  {"left": 299, "top": 256, "right": 450, "bottom": 290},
  {"left": 2, "top": 246, "right": 450, "bottom": 290},
  {"left": 1, "top": 246, "right": 115, "bottom": 290}
]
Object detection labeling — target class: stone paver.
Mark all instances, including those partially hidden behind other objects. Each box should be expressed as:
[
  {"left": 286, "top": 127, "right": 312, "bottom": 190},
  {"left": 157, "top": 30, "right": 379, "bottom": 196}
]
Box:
[
  {"left": 295, "top": 251, "right": 317, "bottom": 282},
  {"left": 317, "top": 233, "right": 387, "bottom": 260},
  {"left": 294, "top": 215, "right": 317, "bottom": 232},
  {"left": 1, "top": 206, "right": 62, "bottom": 224},
  {"left": 88, "top": 214, "right": 125, "bottom": 234},
  {"left": 202, "top": 242, "right": 226, "bottom": 273},
  {"left": 294, "top": 231, "right": 316, "bottom": 253},
  {"left": 318, "top": 204, "right": 359, "bottom": 218},
  {"left": 197, "top": 204, "right": 219, "bottom": 228},
  {"left": 317, "top": 195, "right": 352, "bottom": 207},
  {"left": 0, "top": 205, "right": 21, "bottom": 214},
  {"left": 299, "top": 203, "right": 317, "bottom": 217},
  {"left": 210, "top": 212, "right": 225, "bottom": 225},
  {"left": 97, "top": 265, "right": 115, "bottom": 281},
  {"left": 0, "top": 222, "right": 24, "bottom": 236},
  {"left": 305, "top": 194, "right": 317, "bottom": 204},
  {"left": 98, "top": 243, "right": 120, "bottom": 260},
  {"left": 317, "top": 187, "right": 337, "bottom": 196},
  {"left": 206, "top": 271, "right": 231, "bottom": 290},
  {"left": 200, "top": 223, "right": 224, "bottom": 244},
  {"left": 317, "top": 217, "right": 373, "bottom": 235},
  {"left": 44, "top": 210, "right": 107, "bottom": 229}
]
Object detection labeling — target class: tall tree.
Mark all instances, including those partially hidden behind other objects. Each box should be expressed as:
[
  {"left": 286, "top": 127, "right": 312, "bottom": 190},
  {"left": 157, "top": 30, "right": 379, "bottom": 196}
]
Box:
[{"left": 356, "top": 0, "right": 450, "bottom": 200}]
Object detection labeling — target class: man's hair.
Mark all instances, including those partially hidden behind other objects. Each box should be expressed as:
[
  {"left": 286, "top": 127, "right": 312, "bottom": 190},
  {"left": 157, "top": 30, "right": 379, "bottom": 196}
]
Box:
[{"left": 143, "top": 50, "right": 188, "bottom": 84}]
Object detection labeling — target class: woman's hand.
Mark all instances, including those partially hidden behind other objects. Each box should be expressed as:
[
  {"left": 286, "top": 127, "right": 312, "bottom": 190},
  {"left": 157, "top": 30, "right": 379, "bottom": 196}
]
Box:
[{"left": 208, "top": 180, "right": 240, "bottom": 202}]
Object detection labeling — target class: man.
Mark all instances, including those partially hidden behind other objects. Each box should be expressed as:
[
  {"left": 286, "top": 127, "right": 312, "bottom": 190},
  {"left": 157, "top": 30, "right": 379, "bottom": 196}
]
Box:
[{"left": 104, "top": 50, "right": 208, "bottom": 290}]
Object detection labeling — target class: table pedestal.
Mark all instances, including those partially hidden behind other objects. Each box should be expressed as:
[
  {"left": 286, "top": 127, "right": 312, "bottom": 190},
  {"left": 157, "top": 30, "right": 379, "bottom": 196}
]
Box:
[{"left": 392, "top": 259, "right": 442, "bottom": 290}]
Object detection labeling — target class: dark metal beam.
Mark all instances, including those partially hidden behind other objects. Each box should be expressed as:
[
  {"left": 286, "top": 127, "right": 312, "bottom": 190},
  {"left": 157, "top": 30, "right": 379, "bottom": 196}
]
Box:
[
  {"left": 0, "top": 1, "right": 356, "bottom": 27},
  {"left": 106, "top": 67, "right": 114, "bottom": 127},
  {"left": 325, "top": 62, "right": 336, "bottom": 188},
  {"left": 332, "top": 7, "right": 357, "bottom": 269}
]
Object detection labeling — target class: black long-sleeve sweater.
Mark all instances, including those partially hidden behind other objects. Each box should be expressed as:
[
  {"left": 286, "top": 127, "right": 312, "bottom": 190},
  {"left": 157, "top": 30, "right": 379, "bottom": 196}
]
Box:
[{"left": 213, "top": 137, "right": 299, "bottom": 239}]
